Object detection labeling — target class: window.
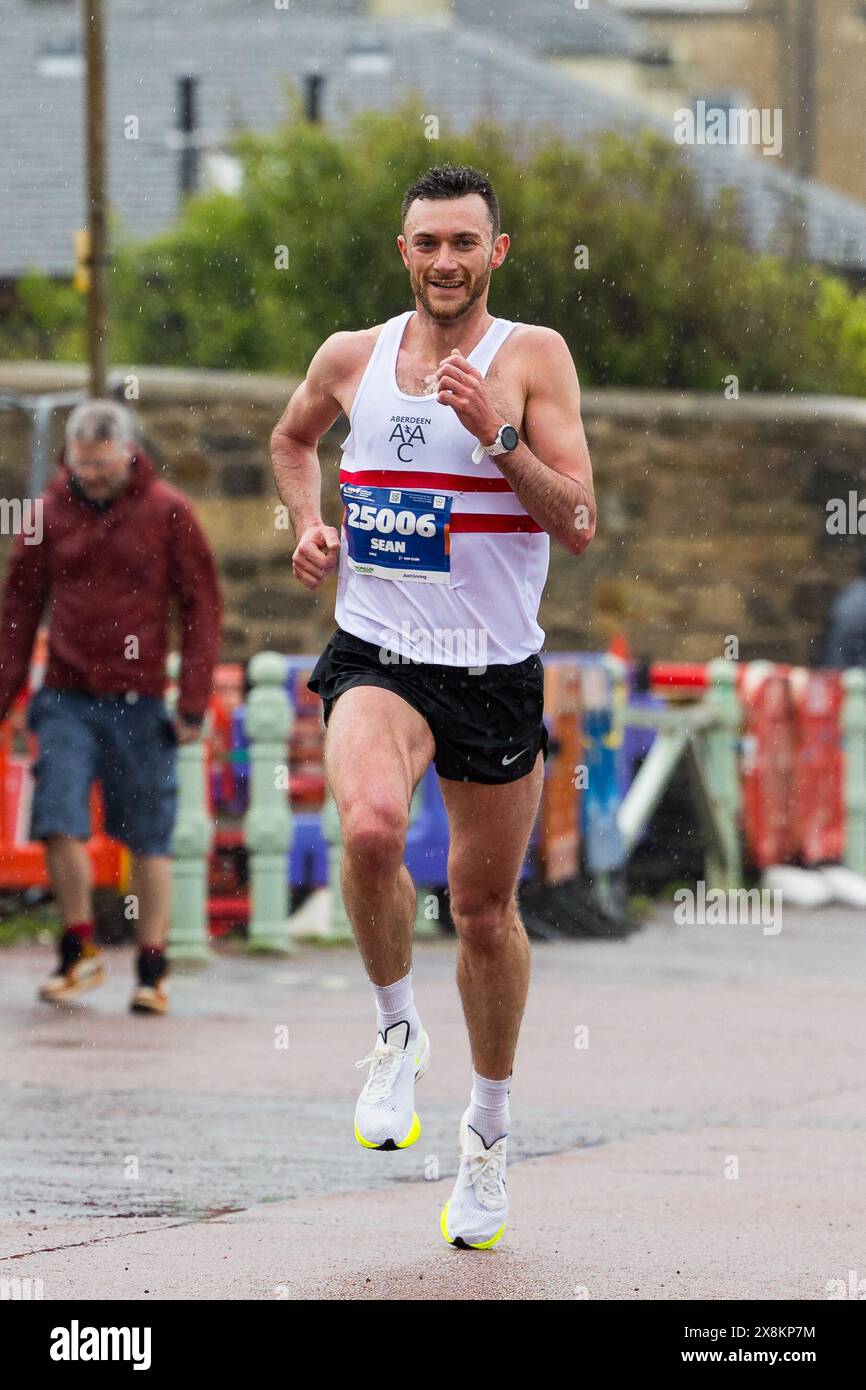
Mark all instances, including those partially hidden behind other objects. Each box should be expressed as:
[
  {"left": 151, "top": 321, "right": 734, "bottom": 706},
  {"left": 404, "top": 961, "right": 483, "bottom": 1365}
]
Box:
[
  {"left": 36, "top": 36, "right": 83, "bottom": 79},
  {"left": 346, "top": 44, "right": 394, "bottom": 77}
]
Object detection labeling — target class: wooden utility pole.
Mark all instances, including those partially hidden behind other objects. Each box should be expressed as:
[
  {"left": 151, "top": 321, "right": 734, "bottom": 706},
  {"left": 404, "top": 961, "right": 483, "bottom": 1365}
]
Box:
[
  {"left": 82, "top": 0, "right": 108, "bottom": 397},
  {"left": 793, "top": 0, "right": 816, "bottom": 181}
]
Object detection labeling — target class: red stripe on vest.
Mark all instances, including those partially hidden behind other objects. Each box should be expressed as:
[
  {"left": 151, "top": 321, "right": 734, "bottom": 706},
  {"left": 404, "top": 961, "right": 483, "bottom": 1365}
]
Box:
[
  {"left": 340, "top": 468, "right": 514, "bottom": 494},
  {"left": 448, "top": 514, "right": 543, "bottom": 534}
]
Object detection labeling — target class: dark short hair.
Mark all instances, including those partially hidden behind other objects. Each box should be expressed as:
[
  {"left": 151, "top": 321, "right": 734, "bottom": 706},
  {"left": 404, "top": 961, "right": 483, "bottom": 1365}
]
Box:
[{"left": 401, "top": 164, "right": 500, "bottom": 243}]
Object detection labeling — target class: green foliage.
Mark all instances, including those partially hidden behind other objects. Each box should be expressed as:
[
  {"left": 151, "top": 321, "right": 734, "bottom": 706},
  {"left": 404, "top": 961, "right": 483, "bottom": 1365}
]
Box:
[
  {"left": 3, "top": 94, "right": 866, "bottom": 393},
  {"left": 1, "top": 272, "right": 87, "bottom": 361}
]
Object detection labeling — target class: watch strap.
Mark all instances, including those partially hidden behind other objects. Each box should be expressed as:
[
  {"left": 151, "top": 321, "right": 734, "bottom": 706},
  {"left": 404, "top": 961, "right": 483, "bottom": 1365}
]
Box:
[
  {"left": 472, "top": 424, "right": 511, "bottom": 465},
  {"left": 471, "top": 440, "right": 489, "bottom": 465}
]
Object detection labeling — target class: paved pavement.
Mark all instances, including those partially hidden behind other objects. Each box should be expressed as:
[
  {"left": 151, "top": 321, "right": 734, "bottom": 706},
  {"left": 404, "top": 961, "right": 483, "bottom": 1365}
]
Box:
[{"left": 1, "top": 904, "right": 864, "bottom": 1300}]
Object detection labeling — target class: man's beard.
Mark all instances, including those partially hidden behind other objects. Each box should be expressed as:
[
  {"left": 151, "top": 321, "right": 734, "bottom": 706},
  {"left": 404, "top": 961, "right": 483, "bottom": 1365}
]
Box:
[
  {"left": 410, "top": 264, "right": 491, "bottom": 321},
  {"left": 70, "top": 470, "right": 130, "bottom": 506}
]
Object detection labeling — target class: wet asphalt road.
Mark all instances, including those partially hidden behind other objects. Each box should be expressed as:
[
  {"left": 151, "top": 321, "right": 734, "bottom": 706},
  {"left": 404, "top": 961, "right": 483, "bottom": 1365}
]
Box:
[{"left": 1, "top": 904, "right": 864, "bottom": 1299}]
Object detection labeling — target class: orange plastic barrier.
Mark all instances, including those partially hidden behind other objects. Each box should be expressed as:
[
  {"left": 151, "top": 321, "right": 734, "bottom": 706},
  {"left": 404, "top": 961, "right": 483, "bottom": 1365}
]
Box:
[
  {"left": 0, "top": 626, "right": 135, "bottom": 893},
  {"left": 204, "top": 689, "right": 236, "bottom": 814},
  {"left": 649, "top": 662, "right": 710, "bottom": 696},
  {"left": 289, "top": 668, "right": 326, "bottom": 809},
  {"left": 0, "top": 709, "right": 126, "bottom": 891},
  {"left": 789, "top": 668, "right": 845, "bottom": 866},
  {"left": 538, "top": 662, "right": 582, "bottom": 884},
  {"left": 213, "top": 663, "right": 245, "bottom": 708},
  {"left": 740, "top": 664, "right": 798, "bottom": 869}
]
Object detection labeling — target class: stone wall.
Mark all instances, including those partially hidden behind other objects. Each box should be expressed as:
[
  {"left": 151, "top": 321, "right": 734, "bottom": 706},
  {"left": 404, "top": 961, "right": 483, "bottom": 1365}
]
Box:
[{"left": 1, "top": 362, "right": 865, "bottom": 668}]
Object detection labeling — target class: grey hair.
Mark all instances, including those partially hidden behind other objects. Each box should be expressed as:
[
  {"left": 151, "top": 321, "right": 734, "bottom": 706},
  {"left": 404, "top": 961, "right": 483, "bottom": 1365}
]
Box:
[{"left": 65, "top": 399, "right": 137, "bottom": 448}]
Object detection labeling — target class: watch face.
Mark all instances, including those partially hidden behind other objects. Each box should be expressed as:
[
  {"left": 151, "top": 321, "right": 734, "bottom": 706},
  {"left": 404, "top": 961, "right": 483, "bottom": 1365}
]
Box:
[{"left": 500, "top": 425, "right": 519, "bottom": 452}]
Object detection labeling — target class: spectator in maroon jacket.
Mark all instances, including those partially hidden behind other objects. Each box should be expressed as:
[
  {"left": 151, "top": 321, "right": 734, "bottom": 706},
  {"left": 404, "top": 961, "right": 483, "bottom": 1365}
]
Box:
[{"left": 0, "top": 400, "right": 222, "bottom": 1014}]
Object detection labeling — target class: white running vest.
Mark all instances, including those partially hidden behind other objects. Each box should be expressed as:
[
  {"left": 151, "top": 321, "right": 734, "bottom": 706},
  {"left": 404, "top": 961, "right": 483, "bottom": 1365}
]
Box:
[{"left": 334, "top": 309, "right": 549, "bottom": 666}]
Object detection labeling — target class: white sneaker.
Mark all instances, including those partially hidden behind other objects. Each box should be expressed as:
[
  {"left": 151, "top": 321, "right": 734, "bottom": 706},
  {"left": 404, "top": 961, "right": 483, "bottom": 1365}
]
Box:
[
  {"left": 354, "top": 1020, "right": 430, "bottom": 1150},
  {"left": 819, "top": 864, "right": 866, "bottom": 908},
  {"left": 440, "top": 1108, "right": 508, "bottom": 1249}
]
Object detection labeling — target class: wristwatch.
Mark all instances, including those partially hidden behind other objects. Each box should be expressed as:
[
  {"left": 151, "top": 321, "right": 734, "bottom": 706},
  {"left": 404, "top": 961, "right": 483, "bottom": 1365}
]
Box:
[{"left": 471, "top": 422, "right": 519, "bottom": 465}]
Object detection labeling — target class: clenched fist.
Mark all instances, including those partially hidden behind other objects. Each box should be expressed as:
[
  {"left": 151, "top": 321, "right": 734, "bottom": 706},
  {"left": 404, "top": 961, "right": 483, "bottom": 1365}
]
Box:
[{"left": 292, "top": 523, "right": 341, "bottom": 591}]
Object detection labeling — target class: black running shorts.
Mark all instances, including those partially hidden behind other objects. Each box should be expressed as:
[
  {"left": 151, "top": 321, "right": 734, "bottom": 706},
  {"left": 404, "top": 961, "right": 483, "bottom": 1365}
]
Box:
[{"left": 307, "top": 627, "right": 548, "bottom": 784}]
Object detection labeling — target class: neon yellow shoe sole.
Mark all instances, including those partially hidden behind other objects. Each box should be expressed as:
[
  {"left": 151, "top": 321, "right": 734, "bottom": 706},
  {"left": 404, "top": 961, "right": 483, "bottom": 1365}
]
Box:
[
  {"left": 440, "top": 1200, "right": 506, "bottom": 1250},
  {"left": 354, "top": 1028, "right": 429, "bottom": 1150},
  {"left": 354, "top": 1109, "right": 422, "bottom": 1151}
]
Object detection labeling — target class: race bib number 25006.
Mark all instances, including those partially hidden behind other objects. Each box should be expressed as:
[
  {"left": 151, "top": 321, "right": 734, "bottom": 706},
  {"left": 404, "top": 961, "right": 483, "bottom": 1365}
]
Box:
[{"left": 340, "top": 483, "right": 453, "bottom": 583}]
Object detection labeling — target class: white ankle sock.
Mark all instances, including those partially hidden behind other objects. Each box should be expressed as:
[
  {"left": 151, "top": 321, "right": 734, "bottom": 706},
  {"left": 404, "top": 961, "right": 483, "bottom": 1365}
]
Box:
[
  {"left": 467, "top": 1069, "right": 511, "bottom": 1146},
  {"left": 370, "top": 970, "right": 420, "bottom": 1043}
]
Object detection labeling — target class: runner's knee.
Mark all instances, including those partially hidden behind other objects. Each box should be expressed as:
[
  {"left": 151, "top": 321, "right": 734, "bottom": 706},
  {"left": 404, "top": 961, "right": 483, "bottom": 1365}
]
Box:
[
  {"left": 341, "top": 798, "right": 408, "bottom": 872},
  {"left": 450, "top": 890, "right": 518, "bottom": 952}
]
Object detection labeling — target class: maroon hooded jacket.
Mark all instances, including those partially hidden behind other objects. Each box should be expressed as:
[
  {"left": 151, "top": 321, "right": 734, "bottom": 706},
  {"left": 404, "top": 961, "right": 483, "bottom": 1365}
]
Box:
[{"left": 0, "top": 451, "right": 222, "bottom": 722}]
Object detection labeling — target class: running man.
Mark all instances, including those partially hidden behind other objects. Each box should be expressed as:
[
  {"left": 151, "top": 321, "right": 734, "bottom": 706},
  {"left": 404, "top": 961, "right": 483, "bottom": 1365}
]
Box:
[{"left": 270, "top": 164, "right": 595, "bottom": 1248}]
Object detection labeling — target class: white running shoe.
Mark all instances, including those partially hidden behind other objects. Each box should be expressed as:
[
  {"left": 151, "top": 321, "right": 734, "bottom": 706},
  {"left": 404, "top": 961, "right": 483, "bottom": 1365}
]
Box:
[
  {"left": 440, "top": 1108, "right": 508, "bottom": 1249},
  {"left": 354, "top": 1020, "right": 430, "bottom": 1150}
]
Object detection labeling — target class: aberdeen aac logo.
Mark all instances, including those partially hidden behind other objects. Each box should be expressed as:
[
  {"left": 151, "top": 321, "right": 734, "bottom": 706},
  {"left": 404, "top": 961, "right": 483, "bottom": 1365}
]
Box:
[{"left": 388, "top": 415, "right": 430, "bottom": 463}]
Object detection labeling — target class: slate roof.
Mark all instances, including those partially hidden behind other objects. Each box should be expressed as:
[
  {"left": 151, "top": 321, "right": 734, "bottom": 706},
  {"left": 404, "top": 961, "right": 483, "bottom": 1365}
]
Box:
[
  {"left": 2, "top": 0, "right": 864, "bottom": 277},
  {"left": 453, "top": 0, "right": 649, "bottom": 56}
]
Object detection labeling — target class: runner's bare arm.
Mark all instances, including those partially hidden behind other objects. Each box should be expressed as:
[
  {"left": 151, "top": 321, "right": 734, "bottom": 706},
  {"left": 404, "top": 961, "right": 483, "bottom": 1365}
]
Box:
[
  {"left": 270, "top": 333, "right": 355, "bottom": 536},
  {"left": 501, "top": 329, "right": 595, "bottom": 555},
  {"left": 436, "top": 328, "right": 596, "bottom": 556},
  {"left": 270, "top": 333, "right": 360, "bottom": 589}
]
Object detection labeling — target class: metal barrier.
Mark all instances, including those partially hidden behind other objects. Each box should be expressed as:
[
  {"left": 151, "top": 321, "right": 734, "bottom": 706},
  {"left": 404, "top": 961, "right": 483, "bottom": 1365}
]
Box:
[
  {"left": 617, "top": 659, "right": 742, "bottom": 892},
  {"left": 8, "top": 644, "right": 866, "bottom": 950}
]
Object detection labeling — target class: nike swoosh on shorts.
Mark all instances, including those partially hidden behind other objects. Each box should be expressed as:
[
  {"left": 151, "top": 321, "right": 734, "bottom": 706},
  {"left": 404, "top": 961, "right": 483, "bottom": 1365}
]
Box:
[{"left": 501, "top": 748, "right": 527, "bottom": 766}]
